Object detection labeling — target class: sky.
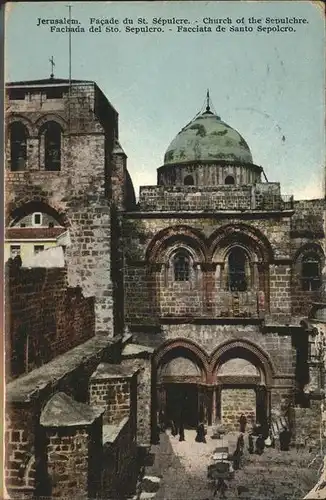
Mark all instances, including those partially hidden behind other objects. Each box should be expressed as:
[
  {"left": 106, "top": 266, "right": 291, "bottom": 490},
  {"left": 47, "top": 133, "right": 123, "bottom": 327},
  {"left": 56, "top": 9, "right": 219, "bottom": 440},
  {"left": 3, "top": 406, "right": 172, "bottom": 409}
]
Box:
[{"left": 5, "top": 1, "right": 325, "bottom": 199}]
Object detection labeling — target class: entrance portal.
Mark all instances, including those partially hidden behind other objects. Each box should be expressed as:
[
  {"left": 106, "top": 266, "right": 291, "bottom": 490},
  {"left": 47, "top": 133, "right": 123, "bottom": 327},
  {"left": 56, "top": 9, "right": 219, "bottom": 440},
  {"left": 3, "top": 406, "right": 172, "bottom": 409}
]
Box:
[
  {"left": 166, "top": 383, "right": 198, "bottom": 429},
  {"left": 215, "top": 356, "right": 268, "bottom": 431},
  {"left": 156, "top": 347, "right": 206, "bottom": 431}
]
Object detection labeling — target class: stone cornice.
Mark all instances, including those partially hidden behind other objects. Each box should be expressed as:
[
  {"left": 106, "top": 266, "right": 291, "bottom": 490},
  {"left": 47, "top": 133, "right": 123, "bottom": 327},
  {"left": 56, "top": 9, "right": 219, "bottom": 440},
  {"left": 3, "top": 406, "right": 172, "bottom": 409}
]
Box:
[{"left": 123, "top": 210, "right": 295, "bottom": 220}]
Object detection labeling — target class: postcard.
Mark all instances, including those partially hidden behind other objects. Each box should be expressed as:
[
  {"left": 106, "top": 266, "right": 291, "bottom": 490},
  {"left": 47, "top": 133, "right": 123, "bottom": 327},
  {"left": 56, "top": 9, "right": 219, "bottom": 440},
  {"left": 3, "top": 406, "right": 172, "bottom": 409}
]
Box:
[{"left": 4, "top": 1, "right": 326, "bottom": 499}]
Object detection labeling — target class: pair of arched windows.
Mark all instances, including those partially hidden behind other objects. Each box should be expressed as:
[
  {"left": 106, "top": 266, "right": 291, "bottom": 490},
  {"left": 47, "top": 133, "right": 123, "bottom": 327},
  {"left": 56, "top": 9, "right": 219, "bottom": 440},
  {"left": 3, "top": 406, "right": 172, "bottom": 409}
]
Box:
[
  {"left": 172, "top": 247, "right": 323, "bottom": 292},
  {"left": 183, "top": 175, "right": 235, "bottom": 185},
  {"left": 172, "top": 246, "right": 249, "bottom": 291},
  {"left": 9, "top": 121, "right": 62, "bottom": 172}
]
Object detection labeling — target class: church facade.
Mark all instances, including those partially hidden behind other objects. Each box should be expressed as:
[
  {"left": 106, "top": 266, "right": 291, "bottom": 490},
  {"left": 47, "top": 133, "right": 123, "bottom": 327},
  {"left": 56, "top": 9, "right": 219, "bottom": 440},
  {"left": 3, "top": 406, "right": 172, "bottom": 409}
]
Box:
[{"left": 122, "top": 97, "right": 325, "bottom": 434}]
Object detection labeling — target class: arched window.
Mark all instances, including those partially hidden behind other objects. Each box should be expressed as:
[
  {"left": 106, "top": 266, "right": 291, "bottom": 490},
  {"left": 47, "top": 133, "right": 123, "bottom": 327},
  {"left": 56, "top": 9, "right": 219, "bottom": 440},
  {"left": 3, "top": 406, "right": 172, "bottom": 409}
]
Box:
[
  {"left": 301, "top": 254, "right": 321, "bottom": 291},
  {"left": 225, "top": 175, "right": 235, "bottom": 185},
  {"left": 10, "top": 122, "right": 28, "bottom": 171},
  {"left": 184, "top": 175, "right": 194, "bottom": 186},
  {"left": 43, "top": 121, "right": 61, "bottom": 171},
  {"left": 228, "top": 247, "right": 248, "bottom": 291},
  {"left": 173, "top": 253, "right": 190, "bottom": 281}
]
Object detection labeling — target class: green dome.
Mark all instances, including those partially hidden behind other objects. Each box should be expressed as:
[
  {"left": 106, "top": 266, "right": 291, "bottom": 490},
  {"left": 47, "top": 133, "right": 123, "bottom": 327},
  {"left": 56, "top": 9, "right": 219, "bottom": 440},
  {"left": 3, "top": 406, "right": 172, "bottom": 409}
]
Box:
[{"left": 164, "top": 110, "right": 253, "bottom": 165}]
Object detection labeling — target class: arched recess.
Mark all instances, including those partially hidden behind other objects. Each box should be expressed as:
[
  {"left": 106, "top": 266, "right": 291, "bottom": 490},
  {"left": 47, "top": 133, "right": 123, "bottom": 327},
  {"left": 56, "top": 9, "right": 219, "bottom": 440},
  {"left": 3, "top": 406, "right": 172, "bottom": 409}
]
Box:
[
  {"left": 7, "top": 114, "right": 34, "bottom": 136},
  {"left": 208, "top": 224, "right": 273, "bottom": 302},
  {"left": 209, "top": 338, "right": 275, "bottom": 387},
  {"left": 294, "top": 242, "right": 325, "bottom": 264},
  {"left": 208, "top": 223, "right": 274, "bottom": 263},
  {"left": 35, "top": 113, "right": 68, "bottom": 134},
  {"left": 154, "top": 338, "right": 209, "bottom": 382},
  {"left": 294, "top": 243, "right": 324, "bottom": 293},
  {"left": 153, "top": 339, "right": 210, "bottom": 432},
  {"left": 8, "top": 199, "right": 70, "bottom": 228},
  {"left": 145, "top": 225, "right": 207, "bottom": 264},
  {"left": 209, "top": 339, "right": 276, "bottom": 431}
]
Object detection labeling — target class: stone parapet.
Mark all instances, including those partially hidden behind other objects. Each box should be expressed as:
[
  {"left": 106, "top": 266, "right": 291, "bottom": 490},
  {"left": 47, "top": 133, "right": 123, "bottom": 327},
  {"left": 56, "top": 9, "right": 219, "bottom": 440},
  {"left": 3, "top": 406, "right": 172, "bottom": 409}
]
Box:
[{"left": 138, "top": 183, "right": 292, "bottom": 212}]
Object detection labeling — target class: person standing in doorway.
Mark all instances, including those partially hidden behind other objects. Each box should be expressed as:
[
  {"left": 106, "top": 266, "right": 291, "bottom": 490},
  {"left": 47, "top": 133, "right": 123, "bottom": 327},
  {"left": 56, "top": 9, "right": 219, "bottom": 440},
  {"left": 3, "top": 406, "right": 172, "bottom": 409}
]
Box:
[
  {"left": 239, "top": 413, "right": 247, "bottom": 433},
  {"left": 195, "top": 421, "right": 206, "bottom": 443},
  {"left": 179, "top": 419, "right": 185, "bottom": 441},
  {"left": 248, "top": 432, "right": 254, "bottom": 454},
  {"left": 279, "top": 426, "right": 291, "bottom": 451},
  {"left": 171, "top": 418, "right": 177, "bottom": 437},
  {"left": 255, "top": 434, "right": 265, "bottom": 455}
]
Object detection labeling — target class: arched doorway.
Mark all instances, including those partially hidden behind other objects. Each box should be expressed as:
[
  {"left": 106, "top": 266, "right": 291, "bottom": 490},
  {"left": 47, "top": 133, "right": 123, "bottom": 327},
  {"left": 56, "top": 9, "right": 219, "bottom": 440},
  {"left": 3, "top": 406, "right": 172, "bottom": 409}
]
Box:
[
  {"left": 155, "top": 343, "right": 208, "bottom": 429},
  {"left": 211, "top": 341, "right": 274, "bottom": 432},
  {"left": 215, "top": 357, "right": 266, "bottom": 431}
]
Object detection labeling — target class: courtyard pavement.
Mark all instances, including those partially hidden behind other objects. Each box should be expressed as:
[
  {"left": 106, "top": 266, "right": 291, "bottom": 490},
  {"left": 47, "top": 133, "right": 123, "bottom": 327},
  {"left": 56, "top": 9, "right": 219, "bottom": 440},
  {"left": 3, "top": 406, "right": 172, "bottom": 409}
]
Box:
[{"left": 144, "top": 428, "right": 322, "bottom": 500}]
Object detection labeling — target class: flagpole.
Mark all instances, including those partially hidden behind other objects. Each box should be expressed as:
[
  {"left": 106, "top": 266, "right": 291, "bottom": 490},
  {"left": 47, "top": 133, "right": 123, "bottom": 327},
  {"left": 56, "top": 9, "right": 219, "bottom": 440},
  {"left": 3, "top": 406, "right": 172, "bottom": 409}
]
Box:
[
  {"left": 68, "top": 4, "right": 72, "bottom": 132},
  {"left": 68, "top": 4, "right": 72, "bottom": 85}
]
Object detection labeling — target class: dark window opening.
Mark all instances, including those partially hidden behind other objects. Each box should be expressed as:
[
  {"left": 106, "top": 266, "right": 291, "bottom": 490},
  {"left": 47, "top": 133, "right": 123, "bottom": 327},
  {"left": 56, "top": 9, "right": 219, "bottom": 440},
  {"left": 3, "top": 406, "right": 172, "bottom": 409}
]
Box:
[
  {"left": 174, "top": 253, "right": 190, "bottom": 281},
  {"left": 228, "top": 247, "right": 248, "bottom": 292},
  {"left": 43, "top": 121, "right": 61, "bottom": 171},
  {"left": 45, "top": 88, "right": 64, "bottom": 99},
  {"left": 184, "top": 175, "right": 194, "bottom": 186},
  {"left": 34, "top": 245, "right": 45, "bottom": 255},
  {"left": 302, "top": 254, "right": 321, "bottom": 291},
  {"left": 48, "top": 222, "right": 54, "bottom": 228},
  {"left": 20, "top": 223, "right": 26, "bottom": 228},
  {"left": 33, "top": 213, "right": 42, "bottom": 225},
  {"left": 8, "top": 89, "right": 26, "bottom": 100},
  {"left": 10, "top": 122, "right": 28, "bottom": 171},
  {"left": 225, "top": 175, "right": 235, "bottom": 185}
]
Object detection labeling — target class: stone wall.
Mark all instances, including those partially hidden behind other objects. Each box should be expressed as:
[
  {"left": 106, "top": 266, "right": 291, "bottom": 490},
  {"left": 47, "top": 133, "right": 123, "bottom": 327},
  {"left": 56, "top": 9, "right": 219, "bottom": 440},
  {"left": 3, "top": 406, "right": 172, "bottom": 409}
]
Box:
[
  {"left": 123, "top": 214, "right": 293, "bottom": 325},
  {"left": 6, "top": 260, "right": 95, "bottom": 379},
  {"left": 269, "top": 263, "right": 292, "bottom": 321},
  {"left": 121, "top": 357, "right": 153, "bottom": 446},
  {"left": 46, "top": 423, "right": 102, "bottom": 499},
  {"left": 6, "top": 82, "right": 117, "bottom": 336},
  {"left": 291, "top": 399, "right": 324, "bottom": 448},
  {"left": 138, "top": 183, "right": 288, "bottom": 212},
  {"left": 291, "top": 199, "right": 325, "bottom": 238},
  {"left": 89, "top": 370, "right": 136, "bottom": 426},
  {"left": 290, "top": 198, "right": 325, "bottom": 317},
  {"left": 221, "top": 388, "right": 256, "bottom": 431},
  {"left": 5, "top": 336, "right": 114, "bottom": 495},
  {"left": 134, "top": 323, "right": 295, "bottom": 377},
  {"left": 5, "top": 405, "right": 37, "bottom": 493},
  {"left": 102, "top": 417, "right": 138, "bottom": 499}
]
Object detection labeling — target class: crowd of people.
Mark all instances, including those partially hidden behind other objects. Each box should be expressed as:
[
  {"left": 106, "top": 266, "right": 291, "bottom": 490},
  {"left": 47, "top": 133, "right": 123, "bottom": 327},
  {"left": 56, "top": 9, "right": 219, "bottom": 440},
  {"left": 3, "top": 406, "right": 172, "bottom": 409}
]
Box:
[
  {"left": 158, "top": 407, "right": 207, "bottom": 443},
  {"left": 156, "top": 410, "right": 293, "bottom": 499},
  {"left": 157, "top": 409, "right": 292, "bottom": 453}
]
